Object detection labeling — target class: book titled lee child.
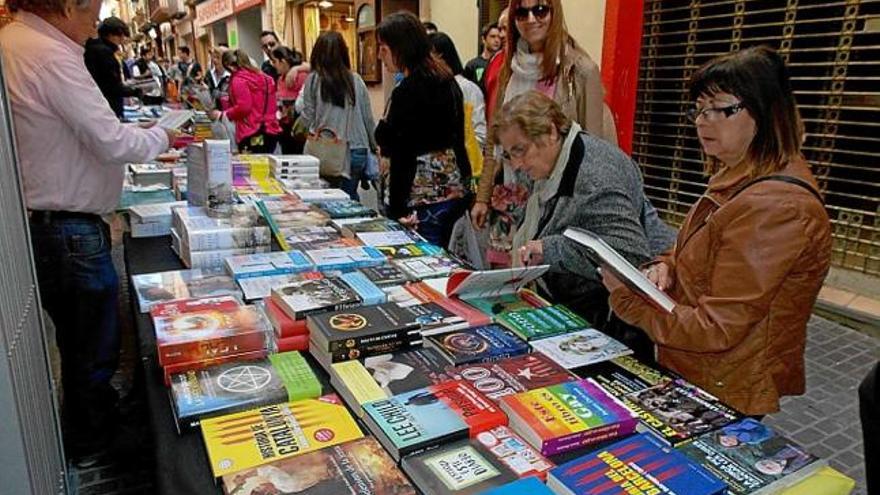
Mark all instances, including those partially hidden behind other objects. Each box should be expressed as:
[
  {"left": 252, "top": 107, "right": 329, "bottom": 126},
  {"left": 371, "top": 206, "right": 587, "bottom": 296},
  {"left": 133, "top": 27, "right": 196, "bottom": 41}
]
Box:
[
  {"left": 363, "top": 347, "right": 451, "bottom": 396},
  {"left": 170, "top": 351, "right": 321, "bottom": 432},
  {"left": 625, "top": 378, "right": 741, "bottom": 447},
  {"left": 500, "top": 379, "right": 638, "bottom": 457},
  {"left": 271, "top": 277, "right": 361, "bottom": 320},
  {"left": 307, "top": 302, "right": 423, "bottom": 360},
  {"left": 221, "top": 437, "right": 416, "bottom": 495},
  {"left": 200, "top": 394, "right": 363, "bottom": 477},
  {"left": 680, "top": 419, "right": 826, "bottom": 495},
  {"left": 547, "top": 433, "right": 726, "bottom": 495},
  {"left": 446, "top": 353, "right": 576, "bottom": 401},
  {"left": 497, "top": 305, "right": 590, "bottom": 341},
  {"left": 132, "top": 268, "right": 241, "bottom": 313},
  {"left": 426, "top": 325, "right": 529, "bottom": 366},
  {"left": 402, "top": 425, "right": 554, "bottom": 494},
  {"left": 530, "top": 328, "right": 632, "bottom": 370},
  {"left": 362, "top": 380, "right": 507, "bottom": 462},
  {"left": 152, "top": 304, "right": 269, "bottom": 367},
  {"left": 306, "top": 246, "right": 386, "bottom": 271},
  {"left": 224, "top": 251, "right": 313, "bottom": 280}
]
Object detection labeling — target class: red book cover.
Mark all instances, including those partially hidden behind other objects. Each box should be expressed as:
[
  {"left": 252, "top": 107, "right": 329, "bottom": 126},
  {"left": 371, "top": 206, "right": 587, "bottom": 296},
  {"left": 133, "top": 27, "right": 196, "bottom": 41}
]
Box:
[
  {"left": 149, "top": 295, "right": 241, "bottom": 319},
  {"left": 276, "top": 334, "right": 309, "bottom": 352},
  {"left": 153, "top": 305, "right": 269, "bottom": 366},
  {"left": 405, "top": 282, "right": 492, "bottom": 327},
  {"left": 432, "top": 380, "right": 507, "bottom": 437},
  {"left": 446, "top": 353, "right": 577, "bottom": 402},
  {"left": 264, "top": 298, "right": 309, "bottom": 338},
  {"left": 160, "top": 349, "right": 267, "bottom": 386}
]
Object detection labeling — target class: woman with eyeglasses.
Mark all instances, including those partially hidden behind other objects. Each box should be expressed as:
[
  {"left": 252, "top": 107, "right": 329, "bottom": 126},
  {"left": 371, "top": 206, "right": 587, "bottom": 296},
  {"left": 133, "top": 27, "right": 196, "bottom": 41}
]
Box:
[
  {"left": 605, "top": 47, "right": 832, "bottom": 416},
  {"left": 374, "top": 11, "right": 471, "bottom": 247}
]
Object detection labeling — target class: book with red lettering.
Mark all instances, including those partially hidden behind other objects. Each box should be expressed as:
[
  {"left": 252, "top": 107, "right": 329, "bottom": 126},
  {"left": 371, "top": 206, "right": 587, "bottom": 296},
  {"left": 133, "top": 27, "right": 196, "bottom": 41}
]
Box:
[
  {"left": 446, "top": 353, "right": 576, "bottom": 402},
  {"left": 362, "top": 380, "right": 507, "bottom": 462}
]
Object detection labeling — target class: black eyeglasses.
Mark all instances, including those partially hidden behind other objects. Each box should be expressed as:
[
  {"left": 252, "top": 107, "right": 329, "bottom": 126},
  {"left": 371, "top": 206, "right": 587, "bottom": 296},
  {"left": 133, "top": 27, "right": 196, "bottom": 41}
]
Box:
[
  {"left": 687, "top": 102, "right": 745, "bottom": 123},
  {"left": 514, "top": 4, "right": 552, "bottom": 21}
]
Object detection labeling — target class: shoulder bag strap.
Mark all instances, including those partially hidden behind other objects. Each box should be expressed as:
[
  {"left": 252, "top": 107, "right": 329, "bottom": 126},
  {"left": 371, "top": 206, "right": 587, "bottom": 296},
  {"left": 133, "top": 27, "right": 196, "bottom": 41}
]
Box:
[{"left": 730, "top": 174, "right": 824, "bottom": 204}]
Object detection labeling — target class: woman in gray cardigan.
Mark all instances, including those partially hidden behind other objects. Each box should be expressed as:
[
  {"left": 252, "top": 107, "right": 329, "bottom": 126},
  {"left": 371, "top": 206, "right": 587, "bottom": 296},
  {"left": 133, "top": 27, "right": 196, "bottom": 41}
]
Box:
[{"left": 493, "top": 91, "right": 656, "bottom": 358}]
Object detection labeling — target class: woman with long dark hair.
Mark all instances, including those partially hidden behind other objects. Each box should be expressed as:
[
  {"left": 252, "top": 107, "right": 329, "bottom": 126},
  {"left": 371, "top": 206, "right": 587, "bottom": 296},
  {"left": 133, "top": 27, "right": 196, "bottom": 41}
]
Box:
[
  {"left": 297, "top": 32, "right": 376, "bottom": 199},
  {"left": 271, "top": 46, "right": 309, "bottom": 154},
  {"left": 375, "top": 12, "right": 471, "bottom": 247}
]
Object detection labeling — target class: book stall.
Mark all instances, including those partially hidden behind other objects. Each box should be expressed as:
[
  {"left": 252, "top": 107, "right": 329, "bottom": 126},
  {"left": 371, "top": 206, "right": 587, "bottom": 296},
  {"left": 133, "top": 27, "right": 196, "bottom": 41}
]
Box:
[{"left": 118, "top": 118, "right": 857, "bottom": 495}]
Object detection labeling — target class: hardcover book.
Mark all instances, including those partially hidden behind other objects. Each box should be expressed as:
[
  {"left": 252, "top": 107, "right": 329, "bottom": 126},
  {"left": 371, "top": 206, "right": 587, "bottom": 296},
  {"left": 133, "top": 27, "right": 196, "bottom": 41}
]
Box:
[
  {"left": 170, "top": 351, "right": 321, "bottom": 431},
  {"left": 426, "top": 325, "right": 530, "bottom": 366},
  {"left": 224, "top": 251, "right": 313, "bottom": 280},
  {"left": 446, "top": 353, "right": 576, "bottom": 401},
  {"left": 131, "top": 268, "right": 240, "bottom": 313},
  {"left": 358, "top": 264, "right": 410, "bottom": 287},
  {"left": 363, "top": 347, "right": 451, "bottom": 396},
  {"left": 221, "top": 437, "right": 416, "bottom": 495},
  {"left": 200, "top": 394, "right": 363, "bottom": 477},
  {"left": 624, "top": 378, "right": 742, "bottom": 447},
  {"left": 530, "top": 328, "right": 632, "bottom": 369},
  {"left": 499, "top": 379, "right": 639, "bottom": 456},
  {"left": 547, "top": 433, "right": 726, "bottom": 495},
  {"left": 306, "top": 246, "right": 386, "bottom": 271},
  {"left": 679, "top": 419, "right": 826, "bottom": 495},
  {"left": 497, "top": 305, "right": 591, "bottom": 341},
  {"left": 307, "top": 302, "right": 423, "bottom": 357},
  {"left": 402, "top": 425, "right": 553, "bottom": 494},
  {"left": 362, "top": 381, "right": 507, "bottom": 462},
  {"left": 271, "top": 277, "right": 361, "bottom": 320}
]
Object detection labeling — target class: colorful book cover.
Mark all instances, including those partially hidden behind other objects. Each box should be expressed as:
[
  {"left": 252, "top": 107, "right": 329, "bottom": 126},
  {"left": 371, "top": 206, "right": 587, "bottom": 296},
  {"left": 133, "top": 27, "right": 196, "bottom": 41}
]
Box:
[
  {"left": 480, "top": 478, "right": 554, "bottom": 495},
  {"left": 237, "top": 271, "right": 325, "bottom": 301},
  {"left": 330, "top": 360, "right": 388, "bottom": 411},
  {"left": 446, "top": 353, "right": 576, "bottom": 401},
  {"left": 263, "top": 298, "right": 309, "bottom": 338},
  {"left": 426, "top": 325, "right": 530, "bottom": 366},
  {"left": 358, "top": 264, "right": 410, "bottom": 287},
  {"left": 341, "top": 218, "right": 406, "bottom": 237},
  {"left": 339, "top": 271, "right": 387, "bottom": 305},
  {"left": 393, "top": 255, "right": 461, "bottom": 280},
  {"left": 153, "top": 305, "right": 269, "bottom": 367},
  {"left": 530, "top": 328, "right": 632, "bottom": 369},
  {"left": 313, "top": 200, "right": 377, "bottom": 219},
  {"left": 358, "top": 231, "right": 425, "bottom": 247},
  {"left": 680, "top": 418, "right": 826, "bottom": 495},
  {"left": 624, "top": 378, "right": 742, "bottom": 447},
  {"left": 224, "top": 251, "right": 313, "bottom": 280},
  {"left": 497, "top": 305, "right": 591, "bottom": 341},
  {"left": 221, "top": 437, "right": 416, "bottom": 495},
  {"left": 161, "top": 349, "right": 267, "bottom": 387},
  {"left": 363, "top": 347, "right": 451, "bottom": 396},
  {"left": 177, "top": 215, "right": 271, "bottom": 251},
  {"left": 499, "top": 379, "right": 639, "bottom": 456},
  {"left": 200, "top": 394, "right": 363, "bottom": 477},
  {"left": 306, "top": 246, "right": 386, "bottom": 271},
  {"left": 271, "top": 277, "right": 361, "bottom": 320},
  {"left": 405, "top": 281, "right": 492, "bottom": 328},
  {"left": 376, "top": 242, "right": 446, "bottom": 260},
  {"left": 462, "top": 289, "right": 550, "bottom": 320},
  {"left": 307, "top": 302, "right": 423, "bottom": 355},
  {"left": 149, "top": 294, "right": 241, "bottom": 318},
  {"left": 403, "top": 425, "right": 553, "bottom": 494},
  {"left": 170, "top": 351, "right": 321, "bottom": 431},
  {"left": 131, "top": 268, "right": 240, "bottom": 313},
  {"left": 362, "top": 381, "right": 507, "bottom": 461},
  {"left": 547, "top": 433, "right": 726, "bottom": 495}
]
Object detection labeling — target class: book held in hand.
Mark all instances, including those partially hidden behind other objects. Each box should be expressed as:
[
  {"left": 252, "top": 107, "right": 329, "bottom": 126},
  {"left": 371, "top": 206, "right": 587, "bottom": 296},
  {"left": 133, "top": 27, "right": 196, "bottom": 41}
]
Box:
[
  {"left": 530, "top": 328, "right": 632, "bottom": 369},
  {"left": 563, "top": 227, "right": 676, "bottom": 313}
]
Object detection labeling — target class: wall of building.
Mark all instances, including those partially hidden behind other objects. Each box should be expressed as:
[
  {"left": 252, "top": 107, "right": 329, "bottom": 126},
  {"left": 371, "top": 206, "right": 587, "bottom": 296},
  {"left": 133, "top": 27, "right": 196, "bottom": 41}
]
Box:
[
  {"left": 562, "top": 0, "right": 606, "bottom": 67},
  {"left": 423, "top": 0, "right": 480, "bottom": 62}
]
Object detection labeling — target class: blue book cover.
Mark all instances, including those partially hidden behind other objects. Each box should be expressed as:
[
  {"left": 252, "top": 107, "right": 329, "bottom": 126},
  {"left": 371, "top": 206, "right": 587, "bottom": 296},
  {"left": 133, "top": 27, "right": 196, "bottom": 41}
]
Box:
[
  {"left": 340, "top": 271, "right": 387, "bottom": 306},
  {"left": 307, "top": 246, "right": 387, "bottom": 271},
  {"left": 481, "top": 478, "right": 554, "bottom": 495},
  {"left": 287, "top": 250, "right": 314, "bottom": 272},
  {"left": 224, "top": 251, "right": 312, "bottom": 280},
  {"left": 548, "top": 433, "right": 726, "bottom": 495},
  {"left": 427, "top": 324, "right": 530, "bottom": 366},
  {"left": 314, "top": 200, "right": 377, "bottom": 219}
]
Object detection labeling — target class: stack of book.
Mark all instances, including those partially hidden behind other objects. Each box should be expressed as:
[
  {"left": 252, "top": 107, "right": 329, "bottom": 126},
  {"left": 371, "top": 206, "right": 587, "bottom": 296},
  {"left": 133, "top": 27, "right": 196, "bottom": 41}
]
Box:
[
  {"left": 291, "top": 188, "right": 350, "bottom": 203},
  {"left": 269, "top": 154, "right": 320, "bottom": 181},
  {"left": 129, "top": 163, "right": 173, "bottom": 188},
  {"left": 305, "top": 245, "right": 386, "bottom": 271},
  {"left": 131, "top": 267, "right": 240, "bottom": 313},
  {"left": 129, "top": 200, "right": 186, "bottom": 238},
  {"left": 224, "top": 251, "right": 313, "bottom": 280},
  {"left": 233, "top": 155, "right": 286, "bottom": 196},
  {"left": 186, "top": 139, "right": 233, "bottom": 209},
  {"left": 263, "top": 296, "right": 310, "bottom": 352},
  {"left": 171, "top": 205, "right": 271, "bottom": 269}
]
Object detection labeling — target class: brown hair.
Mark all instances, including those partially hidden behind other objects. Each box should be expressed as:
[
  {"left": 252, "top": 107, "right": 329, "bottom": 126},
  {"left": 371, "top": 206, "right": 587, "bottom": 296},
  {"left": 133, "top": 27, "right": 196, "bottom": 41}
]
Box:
[
  {"left": 221, "top": 49, "right": 258, "bottom": 73},
  {"left": 689, "top": 45, "right": 804, "bottom": 176},
  {"left": 491, "top": 90, "right": 572, "bottom": 144},
  {"left": 377, "top": 11, "right": 452, "bottom": 82},
  {"left": 310, "top": 31, "right": 355, "bottom": 108},
  {"left": 501, "top": 0, "right": 576, "bottom": 82}
]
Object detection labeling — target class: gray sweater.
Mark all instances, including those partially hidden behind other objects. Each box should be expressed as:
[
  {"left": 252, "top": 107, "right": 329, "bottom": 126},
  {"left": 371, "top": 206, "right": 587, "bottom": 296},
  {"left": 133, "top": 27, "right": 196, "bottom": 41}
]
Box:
[
  {"left": 538, "top": 132, "right": 653, "bottom": 320},
  {"left": 298, "top": 71, "right": 377, "bottom": 150}
]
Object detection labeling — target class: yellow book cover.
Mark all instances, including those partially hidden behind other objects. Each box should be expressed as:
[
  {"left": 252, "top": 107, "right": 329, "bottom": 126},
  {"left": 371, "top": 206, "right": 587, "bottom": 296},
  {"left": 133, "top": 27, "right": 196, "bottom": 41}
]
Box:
[
  {"left": 332, "top": 360, "right": 388, "bottom": 407},
  {"left": 200, "top": 394, "right": 363, "bottom": 477}
]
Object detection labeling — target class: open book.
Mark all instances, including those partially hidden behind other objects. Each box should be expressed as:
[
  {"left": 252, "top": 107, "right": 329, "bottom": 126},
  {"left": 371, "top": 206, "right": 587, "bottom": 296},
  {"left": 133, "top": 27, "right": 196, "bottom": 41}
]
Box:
[
  {"left": 445, "top": 265, "right": 549, "bottom": 298},
  {"left": 156, "top": 109, "right": 194, "bottom": 130},
  {"left": 563, "top": 227, "right": 676, "bottom": 313}
]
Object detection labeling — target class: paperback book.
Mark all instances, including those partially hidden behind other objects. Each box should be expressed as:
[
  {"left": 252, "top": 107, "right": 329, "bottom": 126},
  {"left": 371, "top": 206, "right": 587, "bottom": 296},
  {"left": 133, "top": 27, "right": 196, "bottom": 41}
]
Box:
[
  {"left": 497, "top": 305, "right": 590, "bottom": 341},
  {"left": 291, "top": 188, "right": 351, "bottom": 202},
  {"left": 357, "top": 231, "right": 424, "bottom": 248},
  {"left": 224, "top": 251, "right": 313, "bottom": 280},
  {"left": 263, "top": 298, "right": 308, "bottom": 338},
  {"left": 131, "top": 267, "right": 240, "bottom": 313},
  {"left": 237, "top": 271, "right": 325, "bottom": 301},
  {"left": 445, "top": 265, "right": 549, "bottom": 299},
  {"left": 547, "top": 433, "right": 726, "bottom": 495},
  {"left": 221, "top": 437, "right": 416, "bottom": 495},
  {"left": 499, "top": 378, "right": 638, "bottom": 456},
  {"left": 313, "top": 200, "right": 377, "bottom": 219},
  {"left": 161, "top": 349, "right": 267, "bottom": 387},
  {"left": 481, "top": 478, "right": 554, "bottom": 495},
  {"left": 307, "top": 302, "right": 423, "bottom": 358},
  {"left": 530, "top": 328, "right": 632, "bottom": 369},
  {"left": 426, "top": 325, "right": 530, "bottom": 366},
  {"left": 358, "top": 264, "right": 410, "bottom": 287},
  {"left": 376, "top": 242, "right": 446, "bottom": 260},
  {"left": 446, "top": 353, "right": 576, "bottom": 401},
  {"left": 363, "top": 347, "right": 451, "bottom": 396},
  {"left": 362, "top": 380, "right": 507, "bottom": 462},
  {"left": 200, "top": 394, "right": 363, "bottom": 477},
  {"left": 462, "top": 289, "right": 550, "bottom": 321},
  {"left": 169, "top": 351, "right": 321, "bottom": 432},
  {"left": 306, "top": 246, "right": 386, "bottom": 271},
  {"left": 402, "top": 425, "right": 553, "bottom": 494},
  {"left": 338, "top": 218, "right": 406, "bottom": 238},
  {"left": 329, "top": 360, "right": 388, "bottom": 416},
  {"left": 405, "top": 281, "right": 492, "bottom": 328},
  {"left": 393, "top": 255, "right": 461, "bottom": 280},
  {"left": 271, "top": 277, "right": 361, "bottom": 320},
  {"left": 339, "top": 271, "right": 387, "bottom": 305},
  {"left": 679, "top": 418, "right": 826, "bottom": 495}
]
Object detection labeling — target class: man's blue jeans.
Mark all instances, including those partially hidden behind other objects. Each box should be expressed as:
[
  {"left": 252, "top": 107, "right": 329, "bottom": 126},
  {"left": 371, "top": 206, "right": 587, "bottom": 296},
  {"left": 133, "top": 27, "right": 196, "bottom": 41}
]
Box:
[{"left": 29, "top": 216, "right": 120, "bottom": 451}]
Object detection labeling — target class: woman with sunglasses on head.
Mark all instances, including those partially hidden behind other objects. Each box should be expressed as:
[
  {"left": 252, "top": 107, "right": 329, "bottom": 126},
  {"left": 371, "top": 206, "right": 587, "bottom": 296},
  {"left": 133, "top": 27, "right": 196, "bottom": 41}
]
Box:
[
  {"left": 605, "top": 47, "right": 832, "bottom": 416},
  {"left": 374, "top": 12, "right": 471, "bottom": 247}
]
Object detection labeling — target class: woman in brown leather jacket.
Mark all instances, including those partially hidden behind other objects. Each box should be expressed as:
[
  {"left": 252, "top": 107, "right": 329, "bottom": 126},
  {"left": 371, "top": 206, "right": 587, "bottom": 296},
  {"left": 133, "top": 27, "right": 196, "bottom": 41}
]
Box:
[{"left": 605, "top": 46, "right": 832, "bottom": 416}]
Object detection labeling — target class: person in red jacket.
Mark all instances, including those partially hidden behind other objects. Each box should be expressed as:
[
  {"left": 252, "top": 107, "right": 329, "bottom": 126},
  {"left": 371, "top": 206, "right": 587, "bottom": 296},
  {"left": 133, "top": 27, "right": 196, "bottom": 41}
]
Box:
[{"left": 211, "top": 49, "right": 282, "bottom": 152}]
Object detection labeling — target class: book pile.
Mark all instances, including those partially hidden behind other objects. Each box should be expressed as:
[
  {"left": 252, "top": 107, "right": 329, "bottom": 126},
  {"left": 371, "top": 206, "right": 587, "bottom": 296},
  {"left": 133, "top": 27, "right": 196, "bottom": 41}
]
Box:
[
  {"left": 129, "top": 200, "right": 187, "bottom": 238},
  {"left": 269, "top": 154, "right": 320, "bottom": 181},
  {"left": 129, "top": 163, "right": 173, "bottom": 188},
  {"left": 186, "top": 139, "right": 233, "bottom": 209},
  {"left": 171, "top": 205, "right": 271, "bottom": 269},
  {"left": 131, "top": 267, "right": 240, "bottom": 313},
  {"left": 190, "top": 114, "right": 213, "bottom": 141},
  {"left": 233, "top": 154, "right": 285, "bottom": 196}
]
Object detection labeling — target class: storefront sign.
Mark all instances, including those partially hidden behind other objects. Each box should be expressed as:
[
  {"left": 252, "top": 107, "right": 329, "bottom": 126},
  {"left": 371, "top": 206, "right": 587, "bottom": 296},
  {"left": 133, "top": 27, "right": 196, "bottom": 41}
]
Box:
[
  {"left": 195, "top": 0, "right": 233, "bottom": 28},
  {"left": 233, "top": 0, "right": 263, "bottom": 14}
]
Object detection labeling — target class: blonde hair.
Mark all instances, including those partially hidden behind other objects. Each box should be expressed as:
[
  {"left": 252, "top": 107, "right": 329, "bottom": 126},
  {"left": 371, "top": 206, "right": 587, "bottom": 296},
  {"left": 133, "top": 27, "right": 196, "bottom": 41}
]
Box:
[{"left": 491, "top": 91, "right": 572, "bottom": 144}]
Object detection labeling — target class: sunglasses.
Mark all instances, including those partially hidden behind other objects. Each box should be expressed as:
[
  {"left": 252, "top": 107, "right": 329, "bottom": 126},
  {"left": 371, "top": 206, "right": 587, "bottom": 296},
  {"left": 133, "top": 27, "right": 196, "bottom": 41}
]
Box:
[
  {"left": 514, "top": 4, "right": 552, "bottom": 21},
  {"left": 261, "top": 41, "right": 277, "bottom": 49}
]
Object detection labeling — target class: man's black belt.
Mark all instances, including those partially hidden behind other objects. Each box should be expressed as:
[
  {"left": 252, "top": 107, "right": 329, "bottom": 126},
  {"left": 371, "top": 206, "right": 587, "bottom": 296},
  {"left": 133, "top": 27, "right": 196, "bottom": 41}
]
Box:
[{"left": 28, "top": 210, "right": 102, "bottom": 224}]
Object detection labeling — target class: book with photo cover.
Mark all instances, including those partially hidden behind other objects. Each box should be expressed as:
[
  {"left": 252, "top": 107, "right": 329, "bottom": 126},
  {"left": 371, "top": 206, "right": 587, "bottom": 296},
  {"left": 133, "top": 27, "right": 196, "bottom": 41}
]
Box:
[
  {"left": 339, "top": 271, "right": 386, "bottom": 305},
  {"left": 446, "top": 353, "right": 576, "bottom": 401},
  {"left": 306, "top": 246, "right": 386, "bottom": 271},
  {"left": 221, "top": 437, "right": 416, "bottom": 495},
  {"left": 376, "top": 242, "right": 446, "bottom": 260},
  {"left": 329, "top": 360, "right": 389, "bottom": 416},
  {"left": 237, "top": 271, "right": 325, "bottom": 301},
  {"left": 496, "top": 304, "right": 590, "bottom": 341},
  {"left": 224, "top": 251, "right": 313, "bottom": 280},
  {"left": 307, "top": 302, "right": 423, "bottom": 356},
  {"left": 563, "top": 227, "right": 676, "bottom": 313},
  {"left": 426, "top": 325, "right": 529, "bottom": 366},
  {"left": 363, "top": 347, "right": 451, "bottom": 396},
  {"left": 270, "top": 277, "right": 361, "bottom": 320},
  {"left": 358, "top": 264, "right": 410, "bottom": 287},
  {"left": 402, "top": 425, "right": 554, "bottom": 494},
  {"left": 679, "top": 418, "right": 826, "bottom": 495},
  {"left": 393, "top": 255, "right": 461, "bottom": 280},
  {"left": 530, "top": 328, "right": 632, "bottom": 369},
  {"left": 313, "top": 200, "right": 377, "bottom": 219},
  {"left": 131, "top": 267, "right": 240, "bottom": 313}
]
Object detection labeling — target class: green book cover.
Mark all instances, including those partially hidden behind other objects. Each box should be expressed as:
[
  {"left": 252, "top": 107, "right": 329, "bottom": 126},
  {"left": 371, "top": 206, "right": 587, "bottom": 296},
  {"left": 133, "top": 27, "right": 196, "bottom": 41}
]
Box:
[
  {"left": 497, "top": 305, "right": 589, "bottom": 341},
  {"left": 268, "top": 351, "right": 322, "bottom": 401}
]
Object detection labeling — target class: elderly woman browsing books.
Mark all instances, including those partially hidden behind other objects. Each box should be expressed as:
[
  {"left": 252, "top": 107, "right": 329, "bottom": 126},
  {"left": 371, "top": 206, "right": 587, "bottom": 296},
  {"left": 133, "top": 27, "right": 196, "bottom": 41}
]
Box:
[
  {"left": 494, "top": 91, "right": 652, "bottom": 352},
  {"left": 605, "top": 46, "right": 832, "bottom": 416}
]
